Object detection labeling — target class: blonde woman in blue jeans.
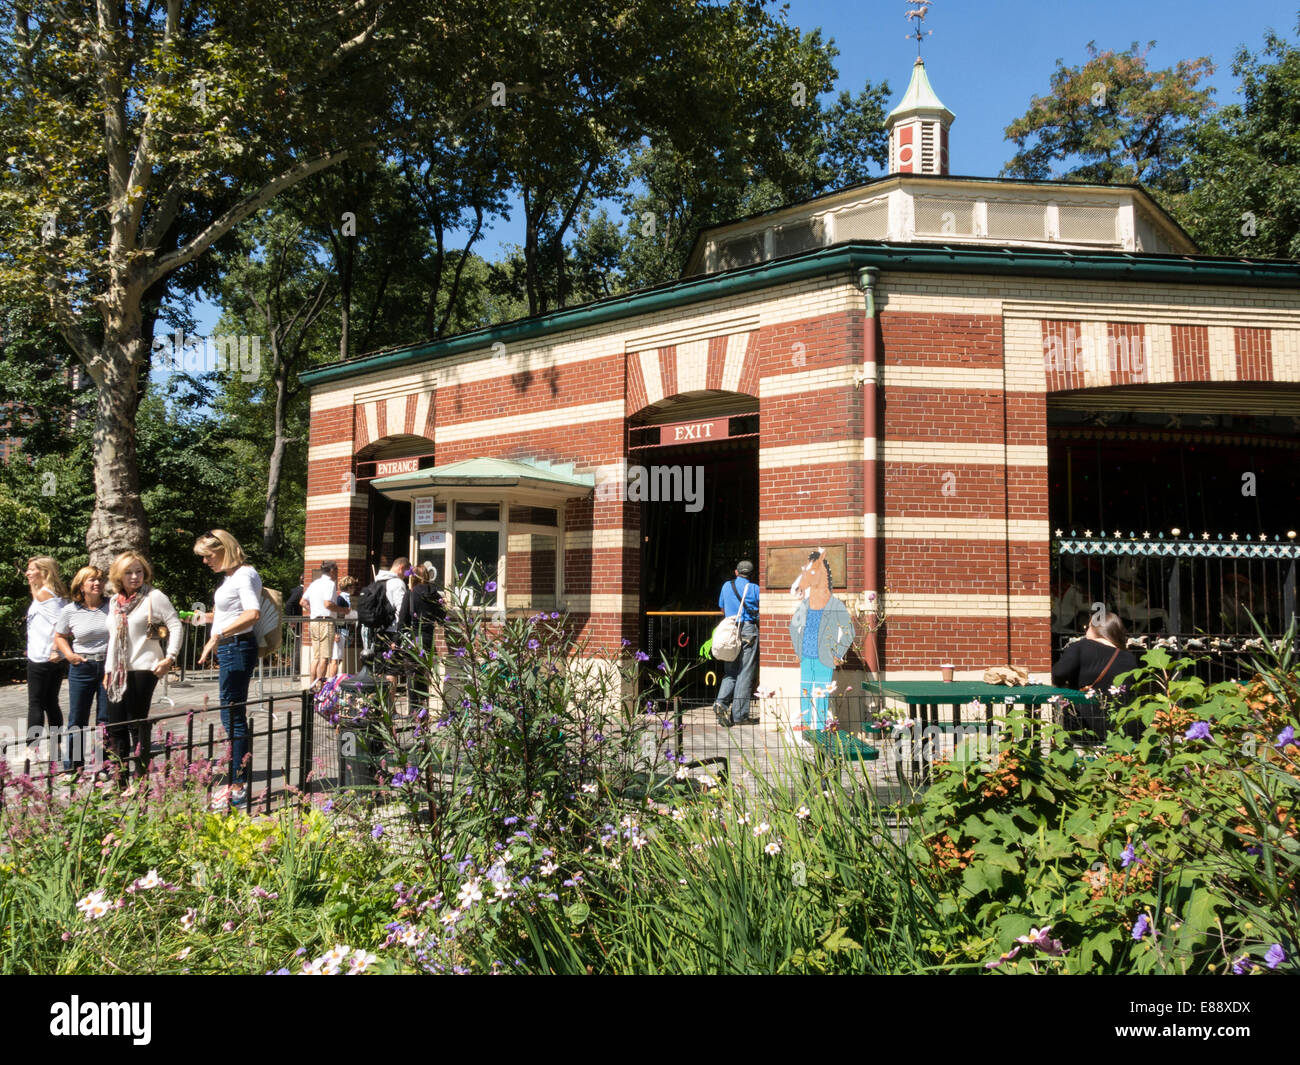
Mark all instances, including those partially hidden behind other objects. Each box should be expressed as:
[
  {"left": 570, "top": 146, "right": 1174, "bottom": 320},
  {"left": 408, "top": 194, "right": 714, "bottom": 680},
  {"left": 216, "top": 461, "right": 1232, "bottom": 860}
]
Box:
[{"left": 195, "top": 530, "right": 262, "bottom": 811}]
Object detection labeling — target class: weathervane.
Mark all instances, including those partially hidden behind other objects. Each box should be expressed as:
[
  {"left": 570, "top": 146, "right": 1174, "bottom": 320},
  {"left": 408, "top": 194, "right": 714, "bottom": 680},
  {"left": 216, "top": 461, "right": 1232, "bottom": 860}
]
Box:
[{"left": 905, "top": 1, "right": 933, "bottom": 57}]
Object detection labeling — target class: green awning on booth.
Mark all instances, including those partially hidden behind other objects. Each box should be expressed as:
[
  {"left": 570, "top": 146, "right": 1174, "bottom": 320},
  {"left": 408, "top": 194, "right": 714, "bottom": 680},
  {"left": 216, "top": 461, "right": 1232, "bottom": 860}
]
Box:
[{"left": 370, "top": 457, "right": 595, "bottom": 502}]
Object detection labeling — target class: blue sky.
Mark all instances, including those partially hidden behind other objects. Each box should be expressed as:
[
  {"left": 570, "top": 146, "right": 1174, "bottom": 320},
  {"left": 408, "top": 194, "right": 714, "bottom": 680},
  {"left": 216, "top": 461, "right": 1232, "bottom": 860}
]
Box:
[{"left": 191, "top": 0, "right": 1298, "bottom": 335}]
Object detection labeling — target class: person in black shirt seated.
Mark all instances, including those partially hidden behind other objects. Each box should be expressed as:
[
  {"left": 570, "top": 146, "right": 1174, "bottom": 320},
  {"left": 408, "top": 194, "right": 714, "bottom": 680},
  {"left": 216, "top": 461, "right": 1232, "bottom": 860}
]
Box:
[{"left": 1052, "top": 609, "right": 1139, "bottom": 741}]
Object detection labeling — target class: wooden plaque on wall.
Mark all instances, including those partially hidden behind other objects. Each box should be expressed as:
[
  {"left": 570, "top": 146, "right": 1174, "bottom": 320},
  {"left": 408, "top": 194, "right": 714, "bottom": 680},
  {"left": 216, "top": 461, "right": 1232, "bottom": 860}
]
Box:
[{"left": 765, "top": 545, "right": 847, "bottom": 589}]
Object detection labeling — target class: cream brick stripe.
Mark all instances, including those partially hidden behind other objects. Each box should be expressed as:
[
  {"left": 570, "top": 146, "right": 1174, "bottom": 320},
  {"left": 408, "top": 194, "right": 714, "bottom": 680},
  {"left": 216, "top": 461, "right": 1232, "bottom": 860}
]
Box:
[
  {"left": 756, "top": 594, "right": 1049, "bottom": 619},
  {"left": 562, "top": 594, "right": 636, "bottom": 613},
  {"left": 889, "top": 594, "right": 1051, "bottom": 615},
  {"left": 363, "top": 401, "right": 379, "bottom": 447},
  {"left": 760, "top": 440, "right": 864, "bottom": 468},
  {"left": 882, "top": 442, "right": 1048, "bottom": 466},
  {"left": 306, "top": 492, "right": 365, "bottom": 511},
  {"left": 760, "top": 364, "right": 863, "bottom": 397},
  {"left": 1274, "top": 330, "right": 1300, "bottom": 382},
  {"left": 638, "top": 350, "right": 663, "bottom": 405},
  {"left": 721, "top": 332, "right": 750, "bottom": 393},
  {"left": 436, "top": 400, "right": 624, "bottom": 443},
  {"left": 307, "top": 441, "right": 355, "bottom": 462},
  {"left": 1208, "top": 326, "right": 1236, "bottom": 382},
  {"left": 883, "top": 518, "right": 1049, "bottom": 540},
  {"left": 624, "top": 314, "right": 759, "bottom": 352},
  {"left": 1005, "top": 299, "right": 1300, "bottom": 329},
  {"left": 565, "top": 529, "right": 640, "bottom": 551},
  {"left": 305, "top": 544, "right": 368, "bottom": 561},
  {"left": 676, "top": 338, "right": 710, "bottom": 394},
  {"left": 880, "top": 366, "right": 1004, "bottom": 389},
  {"left": 759, "top": 517, "right": 863, "bottom": 540}
]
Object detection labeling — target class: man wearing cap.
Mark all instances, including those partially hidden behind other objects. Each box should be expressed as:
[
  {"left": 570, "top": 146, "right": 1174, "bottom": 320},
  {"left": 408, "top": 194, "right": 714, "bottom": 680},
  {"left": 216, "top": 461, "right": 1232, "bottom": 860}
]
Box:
[
  {"left": 713, "top": 560, "right": 760, "bottom": 727},
  {"left": 305, "top": 561, "right": 347, "bottom": 689}
]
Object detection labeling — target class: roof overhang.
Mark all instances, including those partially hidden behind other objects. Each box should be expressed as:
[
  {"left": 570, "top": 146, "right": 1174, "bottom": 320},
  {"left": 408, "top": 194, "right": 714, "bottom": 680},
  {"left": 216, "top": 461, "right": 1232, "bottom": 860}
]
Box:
[{"left": 369, "top": 457, "right": 594, "bottom": 505}]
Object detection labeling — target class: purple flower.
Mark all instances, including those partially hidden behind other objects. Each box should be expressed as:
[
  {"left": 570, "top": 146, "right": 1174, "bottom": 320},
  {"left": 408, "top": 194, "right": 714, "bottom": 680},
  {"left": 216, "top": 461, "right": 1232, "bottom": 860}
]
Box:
[
  {"left": 550, "top": 611, "right": 560, "bottom": 619},
  {"left": 1184, "top": 721, "right": 1212, "bottom": 741},
  {"left": 984, "top": 945, "right": 1020, "bottom": 970},
  {"left": 1232, "top": 954, "right": 1251, "bottom": 975},
  {"left": 503, "top": 816, "right": 519, "bottom": 826},
  {"left": 1275, "top": 725, "right": 1295, "bottom": 749},
  {"left": 621, "top": 639, "right": 631, "bottom": 647},
  {"left": 1015, "top": 926, "right": 1066, "bottom": 957},
  {"left": 485, "top": 580, "right": 497, "bottom": 593},
  {"left": 1265, "top": 943, "right": 1285, "bottom": 970},
  {"left": 528, "top": 639, "right": 540, "bottom": 651},
  {"left": 1131, "top": 914, "right": 1150, "bottom": 941},
  {"left": 454, "top": 647, "right": 466, "bottom": 657},
  {"left": 634, "top": 651, "right": 649, "bottom": 662},
  {"left": 488, "top": 650, "right": 498, "bottom": 660},
  {"left": 372, "top": 824, "right": 384, "bottom": 840},
  {"left": 322, "top": 799, "right": 334, "bottom": 812},
  {"left": 1120, "top": 843, "right": 1137, "bottom": 868}
]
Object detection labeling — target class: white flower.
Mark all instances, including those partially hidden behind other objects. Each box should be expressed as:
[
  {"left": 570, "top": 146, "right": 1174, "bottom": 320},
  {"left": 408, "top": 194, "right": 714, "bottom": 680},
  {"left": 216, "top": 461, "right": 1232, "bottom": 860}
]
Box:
[
  {"left": 671, "top": 808, "right": 685, "bottom": 822},
  {"left": 539, "top": 860, "right": 558, "bottom": 876},
  {"left": 500, "top": 849, "right": 513, "bottom": 864},
  {"left": 180, "top": 907, "right": 197, "bottom": 932},
  {"left": 609, "top": 857, "right": 621, "bottom": 870},
  {"left": 737, "top": 813, "right": 751, "bottom": 826},
  {"left": 674, "top": 766, "right": 689, "bottom": 781},
  {"left": 493, "top": 879, "right": 512, "bottom": 899},
  {"left": 457, "top": 879, "right": 484, "bottom": 908},
  {"left": 135, "top": 869, "right": 162, "bottom": 890},
  {"left": 630, "top": 833, "right": 648, "bottom": 850},
  {"left": 581, "top": 782, "right": 598, "bottom": 794},
  {"left": 765, "top": 841, "right": 781, "bottom": 856},
  {"left": 698, "top": 774, "right": 717, "bottom": 789},
  {"left": 177, "top": 947, "right": 191, "bottom": 961},
  {"left": 796, "top": 806, "right": 811, "bottom": 820},
  {"left": 753, "top": 821, "right": 772, "bottom": 837},
  {"left": 323, "top": 944, "right": 350, "bottom": 967},
  {"left": 440, "top": 909, "right": 461, "bottom": 928},
  {"left": 76, "top": 889, "right": 109, "bottom": 921},
  {"left": 347, "top": 949, "right": 378, "bottom": 974},
  {"left": 398, "top": 926, "right": 420, "bottom": 946}
]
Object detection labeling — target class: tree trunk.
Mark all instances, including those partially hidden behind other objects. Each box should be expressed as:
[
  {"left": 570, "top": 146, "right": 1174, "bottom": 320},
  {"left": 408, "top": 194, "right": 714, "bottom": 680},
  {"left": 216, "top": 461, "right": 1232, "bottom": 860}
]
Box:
[
  {"left": 339, "top": 235, "right": 353, "bottom": 361},
  {"left": 262, "top": 361, "right": 290, "bottom": 557},
  {"left": 86, "top": 333, "right": 150, "bottom": 570}
]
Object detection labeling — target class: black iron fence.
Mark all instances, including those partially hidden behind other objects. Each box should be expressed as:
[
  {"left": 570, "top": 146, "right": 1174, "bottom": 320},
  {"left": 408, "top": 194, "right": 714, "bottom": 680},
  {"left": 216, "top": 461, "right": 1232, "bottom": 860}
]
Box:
[
  {"left": 1053, "top": 532, "right": 1299, "bottom": 681},
  {"left": 645, "top": 611, "right": 725, "bottom": 702},
  {"left": 0, "top": 691, "right": 317, "bottom": 814}
]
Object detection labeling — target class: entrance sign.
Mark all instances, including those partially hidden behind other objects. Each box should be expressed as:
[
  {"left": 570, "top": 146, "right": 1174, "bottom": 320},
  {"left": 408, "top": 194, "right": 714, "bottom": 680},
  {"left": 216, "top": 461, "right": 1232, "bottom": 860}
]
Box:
[
  {"left": 376, "top": 457, "right": 420, "bottom": 477},
  {"left": 419, "top": 531, "right": 446, "bottom": 549},
  {"left": 413, "top": 497, "right": 437, "bottom": 526},
  {"left": 766, "top": 545, "right": 848, "bottom": 589}
]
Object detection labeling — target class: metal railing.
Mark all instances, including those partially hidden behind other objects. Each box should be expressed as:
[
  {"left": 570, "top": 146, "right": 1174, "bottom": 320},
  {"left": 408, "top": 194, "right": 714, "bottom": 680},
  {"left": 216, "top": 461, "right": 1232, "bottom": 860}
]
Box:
[
  {"left": 1052, "top": 532, "right": 1299, "bottom": 681},
  {"left": 645, "top": 611, "right": 725, "bottom": 702},
  {"left": 0, "top": 690, "right": 316, "bottom": 815}
]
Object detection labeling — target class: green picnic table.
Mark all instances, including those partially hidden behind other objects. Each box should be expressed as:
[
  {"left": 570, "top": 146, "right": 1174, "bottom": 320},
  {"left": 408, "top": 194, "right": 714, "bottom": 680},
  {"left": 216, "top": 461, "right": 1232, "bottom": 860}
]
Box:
[{"left": 862, "top": 681, "right": 1089, "bottom": 784}]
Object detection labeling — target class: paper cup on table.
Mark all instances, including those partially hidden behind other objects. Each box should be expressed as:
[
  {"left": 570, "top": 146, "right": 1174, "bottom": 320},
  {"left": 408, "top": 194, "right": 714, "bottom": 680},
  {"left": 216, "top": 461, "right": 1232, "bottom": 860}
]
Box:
[{"left": 940, "top": 664, "right": 954, "bottom": 682}]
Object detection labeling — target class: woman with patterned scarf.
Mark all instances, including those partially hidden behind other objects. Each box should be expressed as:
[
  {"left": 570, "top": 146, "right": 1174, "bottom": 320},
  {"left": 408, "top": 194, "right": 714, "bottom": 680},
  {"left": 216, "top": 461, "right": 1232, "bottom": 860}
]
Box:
[{"left": 102, "top": 552, "right": 182, "bottom": 786}]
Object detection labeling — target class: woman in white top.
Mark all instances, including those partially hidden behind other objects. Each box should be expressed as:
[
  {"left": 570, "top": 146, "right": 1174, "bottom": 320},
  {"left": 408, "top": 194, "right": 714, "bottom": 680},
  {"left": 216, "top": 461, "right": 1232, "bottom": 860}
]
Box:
[
  {"left": 25, "top": 556, "right": 69, "bottom": 752},
  {"left": 194, "top": 530, "right": 262, "bottom": 809},
  {"left": 103, "top": 551, "right": 183, "bottom": 784},
  {"left": 53, "top": 565, "right": 111, "bottom": 770}
]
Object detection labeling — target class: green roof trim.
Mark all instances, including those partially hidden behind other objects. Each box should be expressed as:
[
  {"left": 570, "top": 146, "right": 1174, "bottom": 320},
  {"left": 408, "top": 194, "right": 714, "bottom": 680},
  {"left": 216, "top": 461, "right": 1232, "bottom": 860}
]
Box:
[{"left": 302, "top": 243, "right": 1300, "bottom": 387}]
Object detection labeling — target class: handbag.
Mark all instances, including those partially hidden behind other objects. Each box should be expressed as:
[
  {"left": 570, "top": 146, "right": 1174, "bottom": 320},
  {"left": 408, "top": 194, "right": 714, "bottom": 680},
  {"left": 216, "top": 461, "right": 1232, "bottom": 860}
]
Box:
[
  {"left": 711, "top": 581, "right": 751, "bottom": 662},
  {"left": 146, "top": 595, "right": 169, "bottom": 646}
]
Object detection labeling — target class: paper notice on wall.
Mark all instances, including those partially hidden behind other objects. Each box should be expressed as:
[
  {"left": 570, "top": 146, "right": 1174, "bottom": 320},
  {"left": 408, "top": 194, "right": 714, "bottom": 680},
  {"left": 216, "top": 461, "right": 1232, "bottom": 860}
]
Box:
[
  {"left": 419, "top": 531, "right": 446, "bottom": 549},
  {"left": 414, "top": 497, "right": 436, "bottom": 526}
]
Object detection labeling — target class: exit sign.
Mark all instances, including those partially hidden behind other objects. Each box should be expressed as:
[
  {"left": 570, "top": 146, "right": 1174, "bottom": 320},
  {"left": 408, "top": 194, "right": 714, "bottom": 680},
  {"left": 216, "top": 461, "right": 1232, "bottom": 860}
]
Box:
[{"left": 661, "top": 417, "right": 729, "bottom": 444}]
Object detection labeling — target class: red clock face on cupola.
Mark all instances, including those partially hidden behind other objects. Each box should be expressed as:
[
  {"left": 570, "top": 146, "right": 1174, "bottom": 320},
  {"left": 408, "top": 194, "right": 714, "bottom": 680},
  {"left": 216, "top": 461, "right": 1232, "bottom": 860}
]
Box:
[{"left": 899, "top": 145, "right": 913, "bottom": 164}]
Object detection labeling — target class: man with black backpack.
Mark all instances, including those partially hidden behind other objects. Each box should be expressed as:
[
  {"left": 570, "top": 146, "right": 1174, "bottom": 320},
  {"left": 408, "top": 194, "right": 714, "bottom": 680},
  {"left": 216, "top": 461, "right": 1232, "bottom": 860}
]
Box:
[
  {"left": 355, "top": 557, "right": 410, "bottom": 669},
  {"left": 713, "top": 560, "right": 760, "bottom": 728}
]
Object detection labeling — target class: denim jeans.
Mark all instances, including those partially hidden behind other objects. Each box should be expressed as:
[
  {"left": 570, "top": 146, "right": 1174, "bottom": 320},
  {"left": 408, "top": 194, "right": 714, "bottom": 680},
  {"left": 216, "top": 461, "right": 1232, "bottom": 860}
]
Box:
[
  {"left": 217, "top": 635, "right": 258, "bottom": 791},
  {"left": 65, "top": 659, "right": 107, "bottom": 769},
  {"left": 716, "top": 621, "right": 759, "bottom": 723},
  {"left": 799, "top": 656, "right": 833, "bottom": 729}
]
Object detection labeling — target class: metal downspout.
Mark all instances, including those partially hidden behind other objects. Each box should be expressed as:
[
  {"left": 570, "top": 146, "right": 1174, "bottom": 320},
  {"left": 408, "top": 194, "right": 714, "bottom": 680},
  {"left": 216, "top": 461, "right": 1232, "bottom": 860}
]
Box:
[{"left": 857, "top": 267, "right": 881, "bottom": 663}]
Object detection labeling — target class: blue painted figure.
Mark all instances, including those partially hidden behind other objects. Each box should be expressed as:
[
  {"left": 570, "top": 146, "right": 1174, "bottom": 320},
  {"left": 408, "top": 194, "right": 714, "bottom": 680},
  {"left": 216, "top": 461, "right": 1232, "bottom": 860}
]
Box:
[{"left": 788, "top": 549, "right": 854, "bottom": 730}]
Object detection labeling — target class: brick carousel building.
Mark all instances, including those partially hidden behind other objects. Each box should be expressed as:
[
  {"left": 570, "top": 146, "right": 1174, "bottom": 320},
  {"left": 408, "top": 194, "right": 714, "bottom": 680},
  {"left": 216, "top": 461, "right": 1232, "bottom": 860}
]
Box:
[{"left": 301, "top": 58, "right": 1300, "bottom": 715}]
